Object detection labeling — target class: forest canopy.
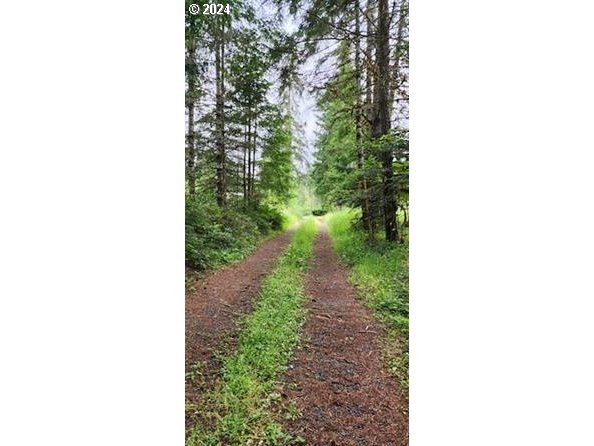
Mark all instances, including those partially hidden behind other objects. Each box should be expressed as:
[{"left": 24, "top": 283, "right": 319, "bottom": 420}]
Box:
[{"left": 185, "top": 0, "right": 409, "bottom": 268}]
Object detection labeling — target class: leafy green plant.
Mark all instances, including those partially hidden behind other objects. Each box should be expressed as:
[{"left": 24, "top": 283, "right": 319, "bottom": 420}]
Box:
[
  {"left": 185, "top": 196, "right": 287, "bottom": 271},
  {"left": 284, "top": 401, "right": 302, "bottom": 421},
  {"left": 185, "top": 362, "right": 204, "bottom": 382}
]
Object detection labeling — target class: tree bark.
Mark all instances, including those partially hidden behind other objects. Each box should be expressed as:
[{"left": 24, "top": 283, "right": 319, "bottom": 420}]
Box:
[
  {"left": 215, "top": 17, "right": 226, "bottom": 207},
  {"left": 247, "top": 113, "right": 252, "bottom": 201},
  {"left": 243, "top": 121, "right": 247, "bottom": 201},
  {"left": 388, "top": 0, "right": 407, "bottom": 116},
  {"left": 251, "top": 117, "right": 257, "bottom": 202},
  {"left": 373, "top": 0, "right": 398, "bottom": 242},
  {"left": 186, "top": 42, "right": 197, "bottom": 197},
  {"left": 355, "top": 0, "right": 373, "bottom": 240},
  {"left": 365, "top": 0, "right": 378, "bottom": 238},
  {"left": 365, "top": 0, "right": 376, "bottom": 125},
  {"left": 186, "top": 94, "right": 196, "bottom": 197}
]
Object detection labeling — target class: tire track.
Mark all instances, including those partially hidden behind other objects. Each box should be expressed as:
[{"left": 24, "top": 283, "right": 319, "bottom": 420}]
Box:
[
  {"left": 280, "top": 222, "right": 408, "bottom": 445},
  {"left": 185, "top": 230, "right": 293, "bottom": 431}
]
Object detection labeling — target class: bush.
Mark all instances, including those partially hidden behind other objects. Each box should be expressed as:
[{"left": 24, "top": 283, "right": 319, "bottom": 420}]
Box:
[
  {"left": 185, "top": 197, "right": 286, "bottom": 270},
  {"left": 242, "top": 204, "right": 285, "bottom": 232},
  {"left": 311, "top": 209, "right": 327, "bottom": 216}
]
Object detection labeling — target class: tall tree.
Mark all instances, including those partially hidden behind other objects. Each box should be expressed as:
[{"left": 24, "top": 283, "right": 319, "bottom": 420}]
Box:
[
  {"left": 214, "top": 16, "right": 227, "bottom": 206},
  {"left": 259, "top": 108, "right": 295, "bottom": 206},
  {"left": 186, "top": 37, "right": 198, "bottom": 197},
  {"left": 284, "top": 0, "right": 408, "bottom": 242},
  {"left": 185, "top": 5, "right": 207, "bottom": 198},
  {"left": 354, "top": 0, "right": 373, "bottom": 239},
  {"left": 372, "top": 0, "right": 397, "bottom": 241}
]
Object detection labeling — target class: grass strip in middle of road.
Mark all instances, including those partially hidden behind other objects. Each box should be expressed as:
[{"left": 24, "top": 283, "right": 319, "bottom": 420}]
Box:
[{"left": 187, "top": 218, "right": 317, "bottom": 446}]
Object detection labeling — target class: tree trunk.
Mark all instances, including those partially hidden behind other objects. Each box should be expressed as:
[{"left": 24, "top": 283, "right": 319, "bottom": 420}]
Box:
[
  {"left": 402, "top": 205, "right": 408, "bottom": 228},
  {"left": 388, "top": 0, "right": 407, "bottom": 116},
  {"left": 215, "top": 17, "right": 226, "bottom": 207},
  {"left": 243, "top": 121, "right": 247, "bottom": 201},
  {"left": 373, "top": 0, "right": 398, "bottom": 242},
  {"left": 365, "top": 0, "right": 376, "bottom": 125},
  {"left": 365, "top": 0, "right": 377, "bottom": 239},
  {"left": 355, "top": 0, "right": 373, "bottom": 240},
  {"left": 186, "top": 93, "right": 196, "bottom": 197},
  {"left": 251, "top": 117, "right": 257, "bottom": 202},
  {"left": 247, "top": 113, "right": 252, "bottom": 201},
  {"left": 186, "top": 42, "right": 197, "bottom": 197}
]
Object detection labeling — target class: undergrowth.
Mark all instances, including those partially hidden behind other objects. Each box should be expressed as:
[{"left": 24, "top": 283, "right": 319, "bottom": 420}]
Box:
[
  {"left": 185, "top": 196, "right": 285, "bottom": 271},
  {"left": 187, "top": 219, "right": 317, "bottom": 446},
  {"left": 326, "top": 209, "right": 409, "bottom": 393}
]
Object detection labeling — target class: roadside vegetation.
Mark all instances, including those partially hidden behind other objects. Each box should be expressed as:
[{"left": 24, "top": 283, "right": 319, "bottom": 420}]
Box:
[
  {"left": 185, "top": 3, "right": 314, "bottom": 274},
  {"left": 326, "top": 209, "right": 409, "bottom": 392},
  {"left": 185, "top": 197, "right": 285, "bottom": 271},
  {"left": 186, "top": 219, "right": 317, "bottom": 445}
]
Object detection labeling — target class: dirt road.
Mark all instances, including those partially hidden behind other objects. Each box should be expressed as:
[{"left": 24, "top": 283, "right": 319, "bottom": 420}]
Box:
[
  {"left": 185, "top": 223, "right": 408, "bottom": 444},
  {"left": 280, "top": 223, "right": 408, "bottom": 445},
  {"left": 185, "top": 231, "right": 293, "bottom": 429}
]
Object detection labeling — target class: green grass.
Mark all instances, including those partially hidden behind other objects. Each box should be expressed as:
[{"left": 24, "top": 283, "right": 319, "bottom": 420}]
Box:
[
  {"left": 280, "top": 209, "right": 300, "bottom": 230},
  {"left": 326, "top": 209, "right": 409, "bottom": 392},
  {"left": 187, "top": 219, "right": 317, "bottom": 446}
]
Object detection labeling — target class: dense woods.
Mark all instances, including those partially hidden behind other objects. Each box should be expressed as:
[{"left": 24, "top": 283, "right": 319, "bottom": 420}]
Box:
[
  {"left": 185, "top": 0, "right": 409, "bottom": 268},
  {"left": 185, "top": 1, "right": 301, "bottom": 268},
  {"left": 303, "top": 0, "right": 409, "bottom": 242}
]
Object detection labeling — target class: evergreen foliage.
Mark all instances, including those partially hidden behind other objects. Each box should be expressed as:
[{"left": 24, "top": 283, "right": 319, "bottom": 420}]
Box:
[{"left": 185, "top": 1, "right": 302, "bottom": 269}]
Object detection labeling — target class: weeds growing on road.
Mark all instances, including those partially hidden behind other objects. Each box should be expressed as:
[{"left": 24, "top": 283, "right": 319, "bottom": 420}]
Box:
[
  {"left": 326, "top": 209, "right": 409, "bottom": 393},
  {"left": 187, "top": 219, "right": 317, "bottom": 446}
]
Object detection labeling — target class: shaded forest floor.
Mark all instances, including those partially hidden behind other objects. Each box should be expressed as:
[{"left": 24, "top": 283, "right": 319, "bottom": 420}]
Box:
[{"left": 186, "top": 219, "right": 408, "bottom": 445}]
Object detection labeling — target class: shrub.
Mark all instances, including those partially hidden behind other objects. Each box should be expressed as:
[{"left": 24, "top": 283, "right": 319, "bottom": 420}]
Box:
[
  {"left": 242, "top": 204, "right": 285, "bottom": 233},
  {"left": 185, "top": 197, "right": 286, "bottom": 270},
  {"left": 311, "top": 209, "right": 327, "bottom": 216}
]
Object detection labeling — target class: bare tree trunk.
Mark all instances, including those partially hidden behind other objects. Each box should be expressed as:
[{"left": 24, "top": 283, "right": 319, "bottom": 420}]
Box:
[
  {"left": 215, "top": 17, "right": 226, "bottom": 207},
  {"left": 373, "top": 0, "right": 398, "bottom": 242},
  {"left": 365, "top": 0, "right": 377, "bottom": 239},
  {"left": 251, "top": 117, "right": 257, "bottom": 202},
  {"left": 247, "top": 112, "right": 252, "bottom": 201},
  {"left": 186, "top": 42, "right": 197, "bottom": 197},
  {"left": 365, "top": 0, "right": 376, "bottom": 124},
  {"left": 355, "top": 0, "right": 373, "bottom": 240},
  {"left": 242, "top": 121, "right": 247, "bottom": 201},
  {"left": 388, "top": 0, "right": 407, "bottom": 115},
  {"left": 236, "top": 151, "right": 241, "bottom": 197},
  {"left": 186, "top": 95, "right": 196, "bottom": 197}
]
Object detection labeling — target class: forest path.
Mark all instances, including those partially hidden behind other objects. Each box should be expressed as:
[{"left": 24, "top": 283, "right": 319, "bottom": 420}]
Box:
[
  {"left": 280, "top": 221, "right": 408, "bottom": 446},
  {"left": 185, "top": 230, "right": 293, "bottom": 429}
]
